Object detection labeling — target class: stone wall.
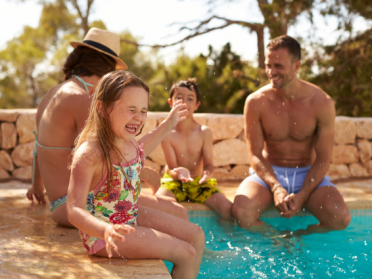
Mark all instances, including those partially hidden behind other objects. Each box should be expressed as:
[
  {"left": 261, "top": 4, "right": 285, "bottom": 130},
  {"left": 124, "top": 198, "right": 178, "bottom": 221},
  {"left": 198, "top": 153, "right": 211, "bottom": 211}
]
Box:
[{"left": 0, "top": 109, "right": 371, "bottom": 182}]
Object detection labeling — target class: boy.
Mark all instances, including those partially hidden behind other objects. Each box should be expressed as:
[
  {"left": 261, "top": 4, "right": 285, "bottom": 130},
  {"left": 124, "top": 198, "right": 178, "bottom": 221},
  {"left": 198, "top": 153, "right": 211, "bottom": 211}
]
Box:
[{"left": 156, "top": 78, "right": 232, "bottom": 220}]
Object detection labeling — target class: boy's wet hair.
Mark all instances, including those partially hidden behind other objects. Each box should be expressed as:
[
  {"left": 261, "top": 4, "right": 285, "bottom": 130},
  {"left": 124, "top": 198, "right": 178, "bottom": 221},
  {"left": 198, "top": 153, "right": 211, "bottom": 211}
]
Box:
[
  {"left": 169, "top": 78, "right": 200, "bottom": 102},
  {"left": 266, "top": 35, "right": 301, "bottom": 61},
  {"left": 73, "top": 70, "right": 149, "bottom": 190}
]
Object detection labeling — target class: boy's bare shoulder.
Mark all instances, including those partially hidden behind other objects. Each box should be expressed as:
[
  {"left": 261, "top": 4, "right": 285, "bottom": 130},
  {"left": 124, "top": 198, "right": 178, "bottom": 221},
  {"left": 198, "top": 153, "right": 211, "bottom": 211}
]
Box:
[{"left": 200, "top": 125, "right": 212, "bottom": 139}]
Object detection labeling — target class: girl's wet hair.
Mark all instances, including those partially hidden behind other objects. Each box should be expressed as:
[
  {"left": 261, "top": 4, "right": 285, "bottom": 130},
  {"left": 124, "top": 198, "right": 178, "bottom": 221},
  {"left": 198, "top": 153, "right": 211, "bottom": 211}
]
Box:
[
  {"left": 63, "top": 46, "right": 116, "bottom": 81},
  {"left": 169, "top": 78, "right": 200, "bottom": 102},
  {"left": 73, "top": 70, "right": 150, "bottom": 190}
]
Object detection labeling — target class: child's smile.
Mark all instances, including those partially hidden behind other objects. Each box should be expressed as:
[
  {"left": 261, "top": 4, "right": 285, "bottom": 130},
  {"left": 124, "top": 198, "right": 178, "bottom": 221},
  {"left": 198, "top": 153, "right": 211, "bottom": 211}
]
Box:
[{"left": 109, "top": 86, "right": 148, "bottom": 143}]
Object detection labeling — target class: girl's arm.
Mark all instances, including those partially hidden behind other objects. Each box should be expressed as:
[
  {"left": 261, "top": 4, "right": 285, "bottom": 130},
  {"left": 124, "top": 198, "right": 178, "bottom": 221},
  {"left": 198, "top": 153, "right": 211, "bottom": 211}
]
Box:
[
  {"left": 139, "top": 100, "right": 187, "bottom": 156},
  {"left": 67, "top": 143, "right": 134, "bottom": 257},
  {"left": 199, "top": 126, "right": 214, "bottom": 184}
]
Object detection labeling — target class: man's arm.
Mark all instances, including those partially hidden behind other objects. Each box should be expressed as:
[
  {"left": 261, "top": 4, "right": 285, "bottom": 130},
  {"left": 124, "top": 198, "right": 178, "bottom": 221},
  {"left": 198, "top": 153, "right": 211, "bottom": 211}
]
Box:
[
  {"left": 199, "top": 126, "right": 214, "bottom": 184},
  {"left": 283, "top": 95, "right": 336, "bottom": 217},
  {"left": 244, "top": 94, "right": 290, "bottom": 213}
]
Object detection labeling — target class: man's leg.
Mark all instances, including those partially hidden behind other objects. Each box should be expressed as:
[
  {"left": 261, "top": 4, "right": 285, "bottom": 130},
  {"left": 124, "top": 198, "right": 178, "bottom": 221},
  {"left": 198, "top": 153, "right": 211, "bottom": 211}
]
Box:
[
  {"left": 232, "top": 179, "right": 273, "bottom": 227},
  {"left": 304, "top": 185, "right": 351, "bottom": 231}
]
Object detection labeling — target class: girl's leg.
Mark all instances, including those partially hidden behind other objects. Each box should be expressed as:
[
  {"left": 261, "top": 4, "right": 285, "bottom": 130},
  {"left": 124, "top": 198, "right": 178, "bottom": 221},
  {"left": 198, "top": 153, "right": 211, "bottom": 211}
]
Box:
[
  {"left": 95, "top": 226, "right": 198, "bottom": 279},
  {"left": 138, "top": 192, "right": 188, "bottom": 220},
  {"left": 95, "top": 207, "right": 205, "bottom": 278},
  {"left": 138, "top": 206, "right": 204, "bottom": 278},
  {"left": 204, "top": 193, "right": 233, "bottom": 221},
  {"left": 156, "top": 188, "right": 178, "bottom": 201}
]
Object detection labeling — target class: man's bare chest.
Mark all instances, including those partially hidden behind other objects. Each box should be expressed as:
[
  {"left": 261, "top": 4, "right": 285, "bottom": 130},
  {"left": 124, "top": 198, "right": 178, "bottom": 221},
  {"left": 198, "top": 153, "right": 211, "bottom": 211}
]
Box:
[{"left": 261, "top": 105, "right": 317, "bottom": 142}]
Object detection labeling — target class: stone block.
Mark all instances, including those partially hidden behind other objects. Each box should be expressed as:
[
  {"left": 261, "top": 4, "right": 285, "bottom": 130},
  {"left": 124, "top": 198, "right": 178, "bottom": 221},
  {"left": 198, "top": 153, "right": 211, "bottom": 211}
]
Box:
[
  {"left": 334, "top": 117, "right": 356, "bottom": 145},
  {"left": 213, "top": 167, "right": 230, "bottom": 180},
  {"left": 0, "top": 150, "right": 14, "bottom": 171},
  {"left": 0, "top": 109, "right": 19, "bottom": 122},
  {"left": 354, "top": 118, "right": 372, "bottom": 139},
  {"left": 237, "top": 130, "right": 246, "bottom": 142},
  {"left": 206, "top": 115, "right": 244, "bottom": 141},
  {"left": 144, "top": 159, "right": 161, "bottom": 173},
  {"left": 326, "top": 164, "right": 350, "bottom": 181},
  {"left": 357, "top": 140, "right": 372, "bottom": 163},
  {"left": 331, "top": 145, "right": 359, "bottom": 164},
  {"left": 364, "top": 160, "right": 372, "bottom": 176},
  {"left": 147, "top": 144, "right": 166, "bottom": 166},
  {"left": 1, "top": 122, "right": 17, "bottom": 149},
  {"left": 11, "top": 141, "right": 35, "bottom": 167},
  {"left": 12, "top": 166, "right": 32, "bottom": 180},
  {"left": 0, "top": 166, "right": 10, "bottom": 180},
  {"left": 229, "top": 165, "right": 250, "bottom": 180},
  {"left": 349, "top": 163, "right": 369, "bottom": 177},
  {"left": 16, "top": 113, "right": 36, "bottom": 144},
  {"left": 213, "top": 139, "right": 249, "bottom": 167}
]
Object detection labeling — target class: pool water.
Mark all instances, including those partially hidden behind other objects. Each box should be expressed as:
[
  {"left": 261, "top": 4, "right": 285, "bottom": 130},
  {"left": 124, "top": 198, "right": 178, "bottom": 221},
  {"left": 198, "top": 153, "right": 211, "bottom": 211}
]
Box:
[{"left": 165, "top": 210, "right": 372, "bottom": 278}]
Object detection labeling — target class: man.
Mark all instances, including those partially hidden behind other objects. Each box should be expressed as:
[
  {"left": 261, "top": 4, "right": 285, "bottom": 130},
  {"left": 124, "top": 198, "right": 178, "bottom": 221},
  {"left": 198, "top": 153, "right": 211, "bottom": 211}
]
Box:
[{"left": 232, "top": 35, "right": 350, "bottom": 232}]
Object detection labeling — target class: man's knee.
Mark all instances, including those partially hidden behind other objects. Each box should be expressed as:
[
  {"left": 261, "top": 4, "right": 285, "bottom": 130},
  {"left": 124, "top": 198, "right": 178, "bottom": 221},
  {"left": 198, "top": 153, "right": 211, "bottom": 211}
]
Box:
[{"left": 335, "top": 210, "right": 351, "bottom": 230}]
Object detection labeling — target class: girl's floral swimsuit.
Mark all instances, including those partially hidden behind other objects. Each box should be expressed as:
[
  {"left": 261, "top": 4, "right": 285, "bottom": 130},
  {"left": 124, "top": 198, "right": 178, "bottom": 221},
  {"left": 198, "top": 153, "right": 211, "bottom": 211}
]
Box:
[{"left": 80, "top": 141, "right": 144, "bottom": 255}]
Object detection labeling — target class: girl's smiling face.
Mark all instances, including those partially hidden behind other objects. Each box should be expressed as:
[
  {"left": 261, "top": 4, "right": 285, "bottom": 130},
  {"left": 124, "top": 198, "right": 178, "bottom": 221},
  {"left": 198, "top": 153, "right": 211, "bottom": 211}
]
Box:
[{"left": 109, "top": 86, "right": 148, "bottom": 143}]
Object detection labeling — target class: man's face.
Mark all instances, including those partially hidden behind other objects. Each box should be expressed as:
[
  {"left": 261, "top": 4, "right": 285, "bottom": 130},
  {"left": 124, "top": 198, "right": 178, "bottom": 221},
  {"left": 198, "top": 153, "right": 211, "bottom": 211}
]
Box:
[{"left": 265, "top": 48, "right": 300, "bottom": 89}]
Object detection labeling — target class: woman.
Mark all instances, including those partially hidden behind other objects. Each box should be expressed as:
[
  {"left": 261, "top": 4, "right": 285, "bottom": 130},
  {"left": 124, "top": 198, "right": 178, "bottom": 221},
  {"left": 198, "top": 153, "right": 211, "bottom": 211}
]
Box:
[{"left": 26, "top": 28, "right": 188, "bottom": 227}]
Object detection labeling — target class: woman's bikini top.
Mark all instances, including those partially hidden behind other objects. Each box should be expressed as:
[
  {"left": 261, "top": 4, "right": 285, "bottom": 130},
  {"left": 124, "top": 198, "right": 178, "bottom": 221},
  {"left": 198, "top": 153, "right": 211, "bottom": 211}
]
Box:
[{"left": 32, "top": 75, "right": 94, "bottom": 183}]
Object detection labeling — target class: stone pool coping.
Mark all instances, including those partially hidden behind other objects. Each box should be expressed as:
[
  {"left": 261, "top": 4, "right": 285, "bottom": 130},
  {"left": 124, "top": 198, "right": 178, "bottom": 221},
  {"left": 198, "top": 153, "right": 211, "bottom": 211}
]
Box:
[{"left": 1, "top": 178, "right": 371, "bottom": 278}]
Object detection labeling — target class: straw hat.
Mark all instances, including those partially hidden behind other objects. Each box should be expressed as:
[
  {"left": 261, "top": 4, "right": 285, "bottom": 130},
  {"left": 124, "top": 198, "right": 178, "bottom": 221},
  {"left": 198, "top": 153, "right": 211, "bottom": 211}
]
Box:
[{"left": 70, "top": 28, "right": 127, "bottom": 70}]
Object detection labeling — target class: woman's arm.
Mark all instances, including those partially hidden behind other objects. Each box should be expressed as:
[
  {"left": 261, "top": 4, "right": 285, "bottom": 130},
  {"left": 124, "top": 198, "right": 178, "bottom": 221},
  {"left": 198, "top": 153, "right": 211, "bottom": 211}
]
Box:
[{"left": 26, "top": 154, "right": 46, "bottom": 203}]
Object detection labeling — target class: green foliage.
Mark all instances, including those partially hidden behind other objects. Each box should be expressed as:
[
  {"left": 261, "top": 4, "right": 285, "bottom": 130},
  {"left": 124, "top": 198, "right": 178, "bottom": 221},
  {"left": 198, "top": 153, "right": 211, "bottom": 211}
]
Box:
[
  {"left": 302, "top": 28, "right": 372, "bottom": 117},
  {"left": 148, "top": 43, "right": 263, "bottom": 113}
]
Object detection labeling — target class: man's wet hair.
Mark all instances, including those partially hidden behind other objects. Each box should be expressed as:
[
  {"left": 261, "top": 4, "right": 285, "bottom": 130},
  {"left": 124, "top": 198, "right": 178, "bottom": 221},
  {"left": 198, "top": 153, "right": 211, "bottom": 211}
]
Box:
[
  {"left": 266, "top": 35, "right": 301, "bottom": 61},
  {"left": 169, "top": 78, "right": 200, "bottom": 103}
]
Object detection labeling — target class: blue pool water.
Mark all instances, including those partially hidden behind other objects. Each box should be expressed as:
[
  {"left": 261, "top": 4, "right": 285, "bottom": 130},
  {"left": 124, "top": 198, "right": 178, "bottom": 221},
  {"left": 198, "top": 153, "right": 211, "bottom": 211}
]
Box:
[{"left": 165, "top": 210, "right": 372, "bottom": 278}]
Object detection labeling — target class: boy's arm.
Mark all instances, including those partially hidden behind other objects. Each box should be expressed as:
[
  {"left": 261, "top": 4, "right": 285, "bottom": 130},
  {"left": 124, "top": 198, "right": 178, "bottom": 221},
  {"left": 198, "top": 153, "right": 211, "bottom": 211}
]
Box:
[
  {"left": 161, "top": 135, "right": 192, "bottom": 182},
  {"left": 199, "top": 126, "right": 214, "bottom": 184}
]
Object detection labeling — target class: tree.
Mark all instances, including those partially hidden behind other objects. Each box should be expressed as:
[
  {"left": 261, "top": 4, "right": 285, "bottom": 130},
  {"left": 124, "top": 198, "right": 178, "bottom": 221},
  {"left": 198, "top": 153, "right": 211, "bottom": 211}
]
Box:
[
  {"left": 144, "top": 0, "right": 316, "bottom": 69},
  {"left": 148, "top": 43, "right": 261, "bottom": 113}
]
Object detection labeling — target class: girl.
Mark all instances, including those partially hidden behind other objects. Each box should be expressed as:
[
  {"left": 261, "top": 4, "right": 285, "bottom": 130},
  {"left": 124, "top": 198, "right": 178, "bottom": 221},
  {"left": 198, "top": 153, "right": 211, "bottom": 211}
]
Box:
[{"left": 67, "top": 71, "right": 204, "bottom": 279}]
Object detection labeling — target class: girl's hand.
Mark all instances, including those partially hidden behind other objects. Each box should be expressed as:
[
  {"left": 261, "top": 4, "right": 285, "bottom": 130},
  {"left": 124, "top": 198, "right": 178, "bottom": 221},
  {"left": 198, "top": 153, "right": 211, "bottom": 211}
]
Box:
[
  {"left": 104, "top": 224, "right": 135, "bottom": 258},
  {"left": 174, "top": 167, "right": 193, "bottom": 183},
  {"left": 166, "top": 100, "right": 188, "bottom": 128},
  {"left": 199, "top": 170, "right": 210, "bottom": 184}
]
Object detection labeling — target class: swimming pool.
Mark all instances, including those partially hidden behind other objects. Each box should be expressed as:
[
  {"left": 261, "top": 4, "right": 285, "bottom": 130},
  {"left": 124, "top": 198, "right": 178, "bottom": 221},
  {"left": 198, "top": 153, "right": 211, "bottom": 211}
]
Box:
[{"left": 166, "top": 210, "right": 372, "bottom": 278}]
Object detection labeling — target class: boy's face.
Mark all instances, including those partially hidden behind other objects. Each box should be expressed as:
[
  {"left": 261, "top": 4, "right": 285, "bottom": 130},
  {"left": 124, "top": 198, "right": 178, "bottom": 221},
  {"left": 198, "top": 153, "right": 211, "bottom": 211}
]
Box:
[{"left": 168, "top": 87, "right": 200, "bottom": 116}]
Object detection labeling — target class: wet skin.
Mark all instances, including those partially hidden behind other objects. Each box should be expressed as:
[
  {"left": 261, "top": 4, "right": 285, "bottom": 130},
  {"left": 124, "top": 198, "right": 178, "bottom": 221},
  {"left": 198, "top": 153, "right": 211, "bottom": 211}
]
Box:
[{"left": 232, "top": 48, "right": 351, "bottom": 231}]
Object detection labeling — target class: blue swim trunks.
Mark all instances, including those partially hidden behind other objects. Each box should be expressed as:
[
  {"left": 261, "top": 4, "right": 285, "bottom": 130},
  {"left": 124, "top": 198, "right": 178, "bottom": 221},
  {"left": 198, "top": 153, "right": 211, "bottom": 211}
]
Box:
[
  {"left": 244, "top": 165, "right": 335, "bottom": 194},
  {"left": 49, "top": 194, "right": 67, "bottom": 212}
]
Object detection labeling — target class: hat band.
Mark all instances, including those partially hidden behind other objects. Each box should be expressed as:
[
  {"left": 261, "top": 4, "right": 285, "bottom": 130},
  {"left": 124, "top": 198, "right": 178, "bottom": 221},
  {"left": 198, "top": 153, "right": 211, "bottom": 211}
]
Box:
[{"left": 83, "top": 40, "right": 118, "bottom": 57}]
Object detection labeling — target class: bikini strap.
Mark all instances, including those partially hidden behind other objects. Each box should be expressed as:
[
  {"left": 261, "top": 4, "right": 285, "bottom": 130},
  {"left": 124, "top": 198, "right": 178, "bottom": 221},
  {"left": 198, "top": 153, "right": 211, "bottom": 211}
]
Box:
[
  {"left": 130, "top": 140, "right": 145, "bottom": 167},
  {"left": 72, "top": 75, "right": 93, "bottom": 92}
]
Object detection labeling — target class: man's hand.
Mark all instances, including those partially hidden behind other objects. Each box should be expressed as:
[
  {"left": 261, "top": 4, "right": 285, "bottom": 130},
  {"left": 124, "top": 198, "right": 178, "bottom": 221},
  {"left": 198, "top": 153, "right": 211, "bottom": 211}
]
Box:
[
  {"left": 173, "top": 167, "right": 193, "bottom": 183},
  {"left": 281, "top": 193, "right": 306, "bottom": 218},
  {"left": 166, "top": 100, "right": 188, "bottom": 128},
  {"left": 140, "top": 167, "right": 161, "bottom": 195},
  {"left": 272, "top": 185, "right": 290, "bottom": 214},
  {"left": 26, "top": 186, "right": 46, "bottom": 204},
  {"left": 199, "top": 170, "right": 210, "bottom": 184}
]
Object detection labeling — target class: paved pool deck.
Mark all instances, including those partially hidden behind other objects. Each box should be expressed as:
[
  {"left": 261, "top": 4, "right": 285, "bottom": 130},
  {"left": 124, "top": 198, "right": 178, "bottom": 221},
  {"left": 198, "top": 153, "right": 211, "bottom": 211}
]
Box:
[{"left": 1, "top": 178, "right": 371, "bottom": 278}]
